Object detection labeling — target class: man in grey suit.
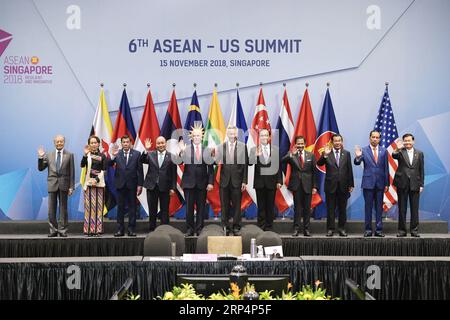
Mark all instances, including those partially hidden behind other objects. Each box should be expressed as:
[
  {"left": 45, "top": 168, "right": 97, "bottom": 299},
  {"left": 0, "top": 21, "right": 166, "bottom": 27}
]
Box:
[
  {"left": 215, "top": 126, "right": 248, "bottom": 236},
  {"left": 38, "top": 135, "right": 75, "bottom": 237},
  {"left": 392, "top": 133, "right": 424, "bottom": 237}
]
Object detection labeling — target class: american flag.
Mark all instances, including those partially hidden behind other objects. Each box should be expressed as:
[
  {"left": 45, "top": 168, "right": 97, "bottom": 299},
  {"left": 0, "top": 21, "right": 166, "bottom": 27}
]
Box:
[{"left": 374, "top": 86, "right": 399, "bottom": 211}]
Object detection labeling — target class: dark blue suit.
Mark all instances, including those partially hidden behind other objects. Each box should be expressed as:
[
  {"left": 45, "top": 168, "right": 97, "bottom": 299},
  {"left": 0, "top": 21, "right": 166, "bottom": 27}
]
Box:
[
  {"left": 354, "top": 145, "right": 389, "bottom": 233},
  {"left": 110, "top": 149, "right": 144, "bottom": 233}
]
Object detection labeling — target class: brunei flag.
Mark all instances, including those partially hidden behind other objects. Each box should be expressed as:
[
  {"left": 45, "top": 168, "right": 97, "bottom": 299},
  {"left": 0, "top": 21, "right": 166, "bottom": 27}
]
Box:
[{"left": 80, "top": 86, "right": 116, "bottom": 214}]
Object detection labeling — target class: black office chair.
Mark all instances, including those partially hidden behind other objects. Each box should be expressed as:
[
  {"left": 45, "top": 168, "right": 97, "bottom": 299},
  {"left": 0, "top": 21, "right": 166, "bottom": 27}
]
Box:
[
  {"left": 256, "top": 231, "right": 282, "bottom": 248},
  {"left": 155, "top": 225, "right": 185, "bottom": 255},
  {"left": 195, "top": 227, "right": 224, "bottom": 253},
  {"left": 143, "top": 231, "right": 172, "bottom": 256}
]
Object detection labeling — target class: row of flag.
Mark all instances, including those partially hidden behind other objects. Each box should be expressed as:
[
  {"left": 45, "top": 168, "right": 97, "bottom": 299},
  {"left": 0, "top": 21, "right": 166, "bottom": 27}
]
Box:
[{"left": 83, "top": 83, "right": 399, "bottom": 219}]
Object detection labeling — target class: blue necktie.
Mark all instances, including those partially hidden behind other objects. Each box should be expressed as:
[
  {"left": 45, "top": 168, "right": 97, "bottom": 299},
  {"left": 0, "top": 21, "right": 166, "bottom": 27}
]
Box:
[
  {"left": 335, "top": 150, "right": 339, "bottom": 167},
  {"left": 56, "top": 151, "right": 61, "bottom": 173}
]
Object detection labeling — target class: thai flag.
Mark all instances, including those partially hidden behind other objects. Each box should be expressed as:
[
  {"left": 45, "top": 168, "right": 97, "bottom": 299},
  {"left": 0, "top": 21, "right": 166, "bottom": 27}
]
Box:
[{"left": 274, "top": 88, "right": 295, "bottom": 213}]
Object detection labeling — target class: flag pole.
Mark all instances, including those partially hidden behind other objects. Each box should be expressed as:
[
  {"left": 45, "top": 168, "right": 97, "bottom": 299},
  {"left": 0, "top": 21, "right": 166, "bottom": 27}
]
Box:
[{"left": 281, "top": 82, "right": 287, "bottom": 220}]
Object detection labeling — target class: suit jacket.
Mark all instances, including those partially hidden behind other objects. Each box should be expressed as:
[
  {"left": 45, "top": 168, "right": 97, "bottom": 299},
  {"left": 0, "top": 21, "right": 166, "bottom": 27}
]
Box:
[
  {"left": 392, "top": 148, "right": 424, "bottom": 191},
  {"left": 215, "top": 141, "right": 248, "bottom": 188},
  {"left": 249, "top": 145, "right": 282, "bottom": 189},
  {"left": 354, "top": 145, "right": 389, "bottom": 189},
  {"left": 140, "top": 150, "right": 177, "bottom": 191},
  {"left": 282, "top": 150, "right": 318, "bottom": 193},
  {"left": 179, "top": 144, "right": 214, "bottom": 189},
  {"left": 317, "top": 149, "right": 354, "bottom": 193},
  {"left": 109, "top": 149, "right": 143, "bottom": 189},
  {"left": 38, "top": 149, "right": 75, "bottom": 192}
]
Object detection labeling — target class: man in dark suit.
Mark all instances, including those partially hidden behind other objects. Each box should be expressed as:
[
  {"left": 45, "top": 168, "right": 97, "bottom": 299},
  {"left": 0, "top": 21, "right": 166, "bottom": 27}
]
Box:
[
  {"left": 392, "top": 133, "right": 424, "bottom": 237},
  {"left": 178, "top": 126, "right": 214, "bottom": 236},
  {"left": 215, "top": 126, "right": 248, "bottom": 236},
  {"left": 110, "top": 135, "right": 143, "bottom": 237},
  {"left": 282, "top": 135, "right": 318, "bottom": 237},
  {"left": 249, "top": 129, "right": 282, "bottom": 231},
  {"left": 140, "top": 136, "right": 177, "bottom": 232},
  {"left": 38, "top": 135, "right": 75, "bottom": 237},
  {"left": 317, "top": 134, "right": 354, "bottom": 237},
  {"left": 354, "top": 130, "right": 389, "bottom": 237}
]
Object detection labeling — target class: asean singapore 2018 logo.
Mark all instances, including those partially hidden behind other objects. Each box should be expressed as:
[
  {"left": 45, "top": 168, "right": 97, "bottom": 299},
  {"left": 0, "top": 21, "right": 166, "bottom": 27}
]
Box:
[{"left": 1, "top": 28, "right": 54, "bottom": 85}]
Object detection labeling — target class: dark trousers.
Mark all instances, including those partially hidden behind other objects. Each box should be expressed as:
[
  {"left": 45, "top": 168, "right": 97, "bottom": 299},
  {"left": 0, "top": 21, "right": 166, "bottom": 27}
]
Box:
[
  {"left": 256, "top": 188, "right": 276, "bottom": 231},
  {"left": 48, "top": 190, "right": 68, "bottom": 235},
  {"left": 220, "top": 184, "right": 242, "bottom": 231},
  {"left": 325, "top": 188, "right": 349, "bottom": 231},
  {"left": 184, "top": 188, "right": 207, "bottom": 234},
  {"left": 117, "top": 186, "right": 137, "bottom": 233},
  {"left": 147, "top": 186, "right": 170, "bottom": 232},
  {"left": 292, "top": 188, "right": 312, "bottom": 231},
  {"left": 363, "top": 188, "right": 384, "bottom": 232},
  {"left": 397, "top": 186, "right": 420, "bottom": 233}
]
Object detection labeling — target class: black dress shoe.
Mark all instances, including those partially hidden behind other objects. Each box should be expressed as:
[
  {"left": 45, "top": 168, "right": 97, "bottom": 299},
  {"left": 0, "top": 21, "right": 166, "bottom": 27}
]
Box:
[
  {"left": 59, "top": 233, "right": 67, "bottom": 238},
  {"left": 48, "top": 233, "right": 58, "bottom": 238},
  {"left": 363, "top": 231, "right": 373, "bottom": 237},
  {"left": 339, "top": 230, "right": 347, "bottom": 237},
  {"left": 374, "top": 232, "right": 385, "bottom": 237},
  {"left": 303, "top": 230, "right": 311, "bottom": 237},
  {"left": 114, "top": 232, "right": 124, "bottom": 237},
  {"left": 233, "top": 230, "right": 241, "bottom": 236},
  {"left": 292, "top": 230, "right": 300, "bottom": 237},
  {"left": 326, "top": 230, "right": 334, "bottom": 237},
  {"left": 397, "top": 232, "right": 407, "bottom": 237},
  {"left": 128, "top": 232, "right": 137, "bottom": 237},
  {"left": 411, "top": 232, "right": 420, "bottom": 238},
  {"left": 184, "top": 232, "right": 194, "bottom": 237}
]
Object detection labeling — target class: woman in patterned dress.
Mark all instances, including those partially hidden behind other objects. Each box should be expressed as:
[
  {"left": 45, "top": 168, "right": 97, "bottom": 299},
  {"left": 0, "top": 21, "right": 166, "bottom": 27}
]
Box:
[{"left": 81, "top": 135, "right": 107, "bottom": 236}]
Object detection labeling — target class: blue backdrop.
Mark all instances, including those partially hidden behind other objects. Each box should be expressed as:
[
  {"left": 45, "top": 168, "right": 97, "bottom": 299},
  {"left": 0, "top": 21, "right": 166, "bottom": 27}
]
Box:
[{"left": 0, "top": 0, "right": 449, "bottom": 228}]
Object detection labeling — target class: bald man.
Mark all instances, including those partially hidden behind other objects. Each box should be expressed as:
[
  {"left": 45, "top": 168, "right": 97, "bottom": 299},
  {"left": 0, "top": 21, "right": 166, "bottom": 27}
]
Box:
[
  {"left": 38, "top": 135, "right": 75, "bottom": 237},
  {"left": 140, "top": 136, "right": 177, "bottom": 232}
]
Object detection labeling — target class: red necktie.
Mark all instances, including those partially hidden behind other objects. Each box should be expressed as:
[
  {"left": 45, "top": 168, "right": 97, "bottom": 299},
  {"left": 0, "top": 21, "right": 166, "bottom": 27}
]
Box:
[
  {"left": 196, "top": 145, "right": 201, "bottom": 161},
  {"left": 299, "top": 152, "right": 304, "bottom": 168}
]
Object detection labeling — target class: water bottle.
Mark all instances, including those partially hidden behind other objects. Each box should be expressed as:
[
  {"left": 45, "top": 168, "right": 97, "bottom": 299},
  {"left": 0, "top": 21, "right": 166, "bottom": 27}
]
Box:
[
  {"left": 250, "top": 238, "right": 256, "bottom": 258},
  {"left": 171, "top": 242, "right": 176, "bottom": 259}
]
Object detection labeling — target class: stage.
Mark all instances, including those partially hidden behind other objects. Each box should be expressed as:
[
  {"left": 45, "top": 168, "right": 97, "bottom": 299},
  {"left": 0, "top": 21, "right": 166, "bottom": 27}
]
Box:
[
  {"left": 0, "top": 219, "right": 448, "bottom": 258},
  {"left": 2, "top": 233, "right": 450, "bottom": 258},
  {"left": 1, "top": 219, "right": 449, "bottom": 300}
]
